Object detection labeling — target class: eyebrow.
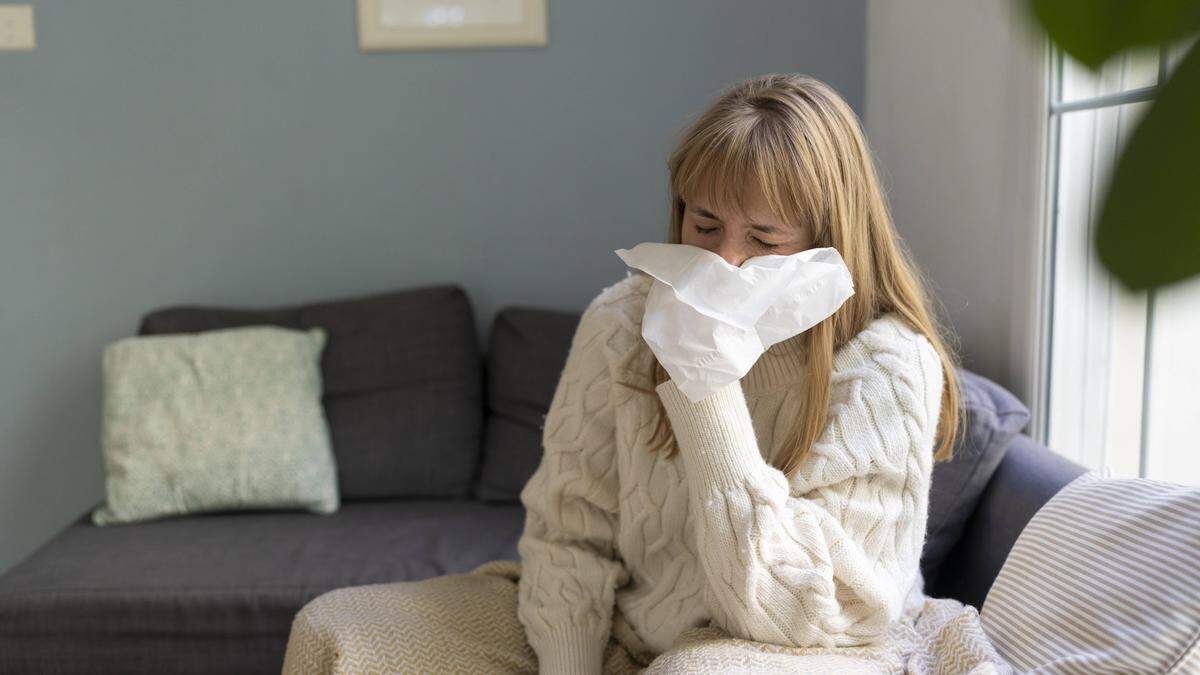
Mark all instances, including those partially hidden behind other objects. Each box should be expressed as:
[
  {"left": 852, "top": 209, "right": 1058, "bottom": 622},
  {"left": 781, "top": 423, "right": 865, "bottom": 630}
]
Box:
[{"left": 692, "top": 206, "right": 784, "bottom": 234}]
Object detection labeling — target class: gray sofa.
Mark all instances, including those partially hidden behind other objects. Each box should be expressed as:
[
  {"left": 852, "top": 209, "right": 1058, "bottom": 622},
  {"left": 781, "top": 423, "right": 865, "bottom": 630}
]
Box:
[{"left": 0, "top": 284, "right": 1088, "bottom": 673}]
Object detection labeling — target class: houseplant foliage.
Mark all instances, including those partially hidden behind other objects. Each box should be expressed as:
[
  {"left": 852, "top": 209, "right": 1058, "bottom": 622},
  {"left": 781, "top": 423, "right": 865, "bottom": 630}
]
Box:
[{"left": 1028, "top": 0, "right": 1200, "bottom": 290}]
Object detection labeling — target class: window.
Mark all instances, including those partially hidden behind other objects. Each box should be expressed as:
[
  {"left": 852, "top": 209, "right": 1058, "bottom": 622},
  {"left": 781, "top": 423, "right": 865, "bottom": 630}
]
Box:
[{"left": 1038, "top": 37, "right": 1200, "bottom": 485}]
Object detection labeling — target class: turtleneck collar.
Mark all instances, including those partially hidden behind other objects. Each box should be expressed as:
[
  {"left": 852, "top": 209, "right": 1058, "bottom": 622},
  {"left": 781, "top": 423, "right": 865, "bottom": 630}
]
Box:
[{"left": 740, "top": 331, "right": 807, "bottom": 395}]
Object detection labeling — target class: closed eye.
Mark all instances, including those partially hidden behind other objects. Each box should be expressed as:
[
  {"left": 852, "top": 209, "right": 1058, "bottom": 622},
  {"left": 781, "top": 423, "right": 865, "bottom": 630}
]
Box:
[{"left": 695, "top": 225, "right": 778, "bottom": 249}]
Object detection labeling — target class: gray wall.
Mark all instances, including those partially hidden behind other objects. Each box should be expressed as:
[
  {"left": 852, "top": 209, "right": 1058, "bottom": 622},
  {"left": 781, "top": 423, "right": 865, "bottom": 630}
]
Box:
[
  {"left": 0, "top": 1, "right": 866, "bottom": 573},
  {"left": 864, "top": 0, "right": 1048, "bottom": 420}
]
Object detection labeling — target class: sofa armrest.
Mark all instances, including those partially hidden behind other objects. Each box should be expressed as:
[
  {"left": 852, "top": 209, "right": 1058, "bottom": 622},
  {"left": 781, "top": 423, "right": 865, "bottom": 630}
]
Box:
[{"left": 926, "top": 432, "right": 1088, "bottom": 609}]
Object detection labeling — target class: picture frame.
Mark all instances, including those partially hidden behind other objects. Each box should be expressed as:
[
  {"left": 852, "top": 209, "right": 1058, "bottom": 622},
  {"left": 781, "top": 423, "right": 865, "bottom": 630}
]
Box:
[{"left": 356, "top": 0, "right": 548, "bottom": 51}]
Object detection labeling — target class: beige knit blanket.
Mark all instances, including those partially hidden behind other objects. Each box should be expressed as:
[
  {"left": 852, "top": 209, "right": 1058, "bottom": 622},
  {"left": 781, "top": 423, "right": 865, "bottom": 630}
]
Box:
[
  {"left": 283, "top": 558, "right": 1015, "bottom": 674},
  {"left": 638, "top": 588, "right": 1016, "bottom": 674}
]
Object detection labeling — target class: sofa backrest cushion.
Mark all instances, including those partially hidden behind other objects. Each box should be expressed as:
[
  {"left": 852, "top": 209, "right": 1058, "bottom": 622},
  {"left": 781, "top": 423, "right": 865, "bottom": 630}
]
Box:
[
  {"left": 474, "top": 308, "right": 578, "bottom": 502},
  {"left": 139, "top": 285, "right": 483, "bottom": 500},
  {"left": 919, "top": 368, "right": 1031, "bottom": 586}
]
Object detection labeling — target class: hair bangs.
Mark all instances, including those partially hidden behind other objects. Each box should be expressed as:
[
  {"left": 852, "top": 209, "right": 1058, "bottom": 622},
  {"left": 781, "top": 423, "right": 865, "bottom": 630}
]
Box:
[{"left": 673, "top": 118, "right": 813, "bottom": 236}]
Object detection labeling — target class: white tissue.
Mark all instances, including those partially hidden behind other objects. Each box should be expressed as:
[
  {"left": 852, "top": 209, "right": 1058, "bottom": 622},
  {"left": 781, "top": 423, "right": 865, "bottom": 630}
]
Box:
[{"left": 613, "top": 242, "right": 855, "bottom": 402}]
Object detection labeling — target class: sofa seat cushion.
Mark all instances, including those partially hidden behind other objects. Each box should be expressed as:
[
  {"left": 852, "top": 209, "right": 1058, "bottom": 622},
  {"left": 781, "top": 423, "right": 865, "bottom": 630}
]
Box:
[{"left": 0, "top": 500, "right": 524, "bottom": 675}]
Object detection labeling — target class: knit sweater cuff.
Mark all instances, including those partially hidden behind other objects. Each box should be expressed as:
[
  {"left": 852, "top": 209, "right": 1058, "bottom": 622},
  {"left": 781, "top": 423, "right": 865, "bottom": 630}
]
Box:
[
  {"left": 655, "top": 377, "right": 768, "bottom": 491},
  {"left": 528, "top": 626, "right": 608, "bottom": 675}
]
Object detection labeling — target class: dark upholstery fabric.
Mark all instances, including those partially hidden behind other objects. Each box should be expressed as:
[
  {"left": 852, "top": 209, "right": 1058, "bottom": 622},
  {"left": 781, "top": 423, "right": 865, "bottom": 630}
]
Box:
[
  {"left": 927, "top": 433, "right": 1088, "bottom": 609},
  {"left": 138, "top": 285, "right": 483, "bottom": 500},
  {"left": 919, "top": 369, "right": 1031, "bottom": 586},
  {"left": 474, "top": 308, "right": 579, "bottom": 502},
  {"left": 0, "top": 500, "right": 525, "bottom": 675}
]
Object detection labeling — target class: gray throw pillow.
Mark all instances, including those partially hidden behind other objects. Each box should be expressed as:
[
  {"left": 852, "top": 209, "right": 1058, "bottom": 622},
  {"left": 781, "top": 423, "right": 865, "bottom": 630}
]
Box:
[
  {"left": 920, "top": 369, "right": 1030, "bottom": 585},
  {"left": 92, "top": 325, "right": 339, "bottom": 525}
]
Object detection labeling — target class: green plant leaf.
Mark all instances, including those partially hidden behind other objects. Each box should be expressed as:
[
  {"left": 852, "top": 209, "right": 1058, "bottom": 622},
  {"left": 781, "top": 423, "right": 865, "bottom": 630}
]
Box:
[
  {"left": 1096, "top": 44, "right": 1200, "bottom": 290},
  {"left": 1029, "top": 0, "right": 1200, "bottom": 68}
]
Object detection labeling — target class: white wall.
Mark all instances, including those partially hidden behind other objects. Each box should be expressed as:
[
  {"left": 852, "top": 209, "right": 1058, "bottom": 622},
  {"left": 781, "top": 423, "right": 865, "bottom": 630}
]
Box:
[{"left": 865, "top": 0, "right": 1049, "bottom": 420}]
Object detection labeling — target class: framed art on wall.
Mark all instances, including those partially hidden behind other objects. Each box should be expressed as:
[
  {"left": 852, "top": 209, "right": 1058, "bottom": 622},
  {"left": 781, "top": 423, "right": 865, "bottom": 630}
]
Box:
[{"left": 357, "top": 0, "right": 547, "bottom": 51}]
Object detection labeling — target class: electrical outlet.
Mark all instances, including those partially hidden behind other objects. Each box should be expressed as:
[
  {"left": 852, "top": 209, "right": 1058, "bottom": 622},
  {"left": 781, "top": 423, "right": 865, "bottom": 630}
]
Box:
[{"left": 0, "top": 5, "right": 35, "bottom": 52}]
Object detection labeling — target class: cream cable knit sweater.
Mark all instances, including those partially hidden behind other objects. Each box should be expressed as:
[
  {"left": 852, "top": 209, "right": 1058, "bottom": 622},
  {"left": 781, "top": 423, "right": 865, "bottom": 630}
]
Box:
[{"left": 516, "top": 271, "right": 943, "bottom": 674}]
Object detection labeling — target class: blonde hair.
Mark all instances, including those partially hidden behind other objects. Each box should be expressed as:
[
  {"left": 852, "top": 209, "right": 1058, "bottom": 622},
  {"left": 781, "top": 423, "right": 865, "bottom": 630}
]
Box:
[{"left": 616, "top": 72, "right": 964, "bottom": 477}]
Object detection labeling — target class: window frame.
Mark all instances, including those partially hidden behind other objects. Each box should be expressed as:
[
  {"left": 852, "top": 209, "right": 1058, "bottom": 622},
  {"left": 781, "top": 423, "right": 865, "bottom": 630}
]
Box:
[{"left": 1034, "top": 40, "right": 1175, "bottom": 477}]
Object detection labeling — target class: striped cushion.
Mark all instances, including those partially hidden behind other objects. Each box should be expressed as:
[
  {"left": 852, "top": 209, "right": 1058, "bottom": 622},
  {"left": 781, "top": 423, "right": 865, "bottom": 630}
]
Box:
[{"left": 980, "top": 470, "right": 1200, "bottom": 673}]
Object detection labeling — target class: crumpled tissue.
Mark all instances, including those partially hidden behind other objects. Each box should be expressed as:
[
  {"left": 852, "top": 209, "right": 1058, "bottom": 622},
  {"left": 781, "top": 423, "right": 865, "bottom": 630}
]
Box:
[{"left": 613, "top": 242, "right": 855, "bottom": 402}]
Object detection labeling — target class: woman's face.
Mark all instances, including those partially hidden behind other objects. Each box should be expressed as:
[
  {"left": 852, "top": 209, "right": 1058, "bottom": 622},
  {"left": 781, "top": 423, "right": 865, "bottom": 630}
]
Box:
[{"left": 680, "top": 188, "right": 814, "bottom": 267}]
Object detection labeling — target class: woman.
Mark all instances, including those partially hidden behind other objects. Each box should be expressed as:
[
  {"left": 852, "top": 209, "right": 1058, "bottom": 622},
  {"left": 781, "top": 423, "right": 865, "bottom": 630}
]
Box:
[{"left": 283, "top": 73, "right": 1010, "bottom": 674}]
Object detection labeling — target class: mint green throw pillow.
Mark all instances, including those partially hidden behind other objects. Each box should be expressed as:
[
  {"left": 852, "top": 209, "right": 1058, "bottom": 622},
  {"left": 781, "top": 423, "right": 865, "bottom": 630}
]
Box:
[{"left": 92, "top": 325, "right": 339, "bottom": 526}]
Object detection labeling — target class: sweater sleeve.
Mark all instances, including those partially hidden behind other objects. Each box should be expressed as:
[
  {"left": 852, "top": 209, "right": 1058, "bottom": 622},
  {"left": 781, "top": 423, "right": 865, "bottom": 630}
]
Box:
[
  {"left": 654, "top": 323, "right": 943, "bottom": 649},
  {"left": 516, "top": 296, "right": 630, "bottom": 675}
]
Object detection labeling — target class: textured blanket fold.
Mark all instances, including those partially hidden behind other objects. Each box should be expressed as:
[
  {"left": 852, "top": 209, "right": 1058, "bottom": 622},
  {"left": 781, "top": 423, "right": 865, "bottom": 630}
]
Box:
[
  {"left": 640, "top": 590, "right": 1016, "bottom": 674},
  {"left": 282, "top": 557, "right": 1015, "bottom": 675}
]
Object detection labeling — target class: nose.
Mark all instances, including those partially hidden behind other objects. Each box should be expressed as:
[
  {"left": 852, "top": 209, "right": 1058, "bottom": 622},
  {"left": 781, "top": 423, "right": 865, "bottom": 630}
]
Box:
[{"left": 714, "top": 242, "right": 749, "bottom": 268}]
